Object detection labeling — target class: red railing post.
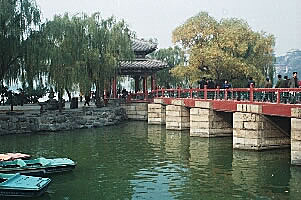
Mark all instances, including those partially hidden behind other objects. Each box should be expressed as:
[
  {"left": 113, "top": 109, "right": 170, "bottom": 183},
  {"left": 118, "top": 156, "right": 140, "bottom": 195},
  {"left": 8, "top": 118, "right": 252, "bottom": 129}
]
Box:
[
  {"left": 204, "top": 85, "right": 208, "bottom": 100},
  {"left": 276, "top": 89, "right": 281, "bottom": 104},
  {"left": 190, "top": 88, "right": 193, "bottom": 98},
  {"left": 224, "top": 89, "right": 228, "bottom": 100},
  {"left": 249, "top": 83, "right": 254, "bottom": 102},
  {"left": 178, "top": 87, "right": 181, "bottom": 98},
  {"left": 127, "top": 94, "right": 131, "bottom": 103},
  {"left": 112, "top": 77, "right": 117, "bottom": 98},
  {"left": 217, "top": 86, "right": 220, "bottom": 100},
  {"left": 143, "top": 76, "right": 148, "bottom": 100}
]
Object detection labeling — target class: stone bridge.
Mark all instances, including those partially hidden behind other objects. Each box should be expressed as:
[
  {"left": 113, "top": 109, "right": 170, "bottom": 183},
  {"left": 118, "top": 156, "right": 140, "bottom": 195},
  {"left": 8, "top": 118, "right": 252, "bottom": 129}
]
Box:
[{"left": 122, "top": 87, "right": 301, "bottom": 166}]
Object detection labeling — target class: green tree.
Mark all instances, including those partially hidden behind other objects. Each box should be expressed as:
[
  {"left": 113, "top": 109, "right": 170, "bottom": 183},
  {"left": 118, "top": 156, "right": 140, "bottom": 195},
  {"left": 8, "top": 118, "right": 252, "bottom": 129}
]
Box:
[
  {"left": 171, "top": 12, "right": 275, "bottom": 87},
  {"left": 42, "top": 14, "right": 83, "bottom": 109},
  {"left": 149, "top": 46, "right": 186, "bottom": 88},
  {"left": 43, "top": 13, "right": 134, "bottom": 107},
  {"left": 76, "top": 13, "right": 134, "bottom": 106},
  {"left": 0, "top": 0, "right": 41, "bottom": 82}
]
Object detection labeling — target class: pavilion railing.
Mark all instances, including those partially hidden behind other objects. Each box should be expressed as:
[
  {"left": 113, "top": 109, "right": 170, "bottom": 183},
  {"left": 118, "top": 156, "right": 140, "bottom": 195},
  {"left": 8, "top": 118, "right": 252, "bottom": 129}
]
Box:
[{"left": 127, "top": 86, "right": 301, "bottom": 105}]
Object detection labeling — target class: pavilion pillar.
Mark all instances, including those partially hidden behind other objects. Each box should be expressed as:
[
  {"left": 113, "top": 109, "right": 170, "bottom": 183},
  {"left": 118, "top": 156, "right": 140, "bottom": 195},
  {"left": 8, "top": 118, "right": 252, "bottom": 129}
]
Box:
[
  {"left": 151, "top": 74, "right": 157, "bottom": 91},
  {"left": 134, "top": 76, "right": 140, "bottom": 93},
  {"left": 112, "top": 76, "right": 117, "bottom": 98},
  {"left": 143, "top": 75, "right": 148, "bottom": 100}
]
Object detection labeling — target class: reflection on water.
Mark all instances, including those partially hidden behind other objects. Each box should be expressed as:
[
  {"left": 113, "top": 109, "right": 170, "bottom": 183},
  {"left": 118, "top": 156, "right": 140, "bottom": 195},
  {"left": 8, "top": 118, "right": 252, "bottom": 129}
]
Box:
[
  {"left": 0, "top": 121, "right": 300, "bottom": 199},
  {"left": 232, "top": 150, "right": 291, "bottom": 199}
]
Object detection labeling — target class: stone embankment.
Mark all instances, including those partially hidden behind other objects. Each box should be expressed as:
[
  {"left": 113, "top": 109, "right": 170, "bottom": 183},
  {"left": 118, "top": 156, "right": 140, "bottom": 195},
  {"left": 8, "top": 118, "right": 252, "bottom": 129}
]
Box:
[{"left": 0, "top": 106, "right": 127, "bottom": 135}]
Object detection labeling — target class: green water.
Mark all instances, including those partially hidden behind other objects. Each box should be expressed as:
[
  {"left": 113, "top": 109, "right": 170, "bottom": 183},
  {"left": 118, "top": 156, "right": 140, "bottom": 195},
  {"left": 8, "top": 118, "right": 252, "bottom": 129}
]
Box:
[{"left": 1, "top": 121, "right": 301, "bottom": 200}]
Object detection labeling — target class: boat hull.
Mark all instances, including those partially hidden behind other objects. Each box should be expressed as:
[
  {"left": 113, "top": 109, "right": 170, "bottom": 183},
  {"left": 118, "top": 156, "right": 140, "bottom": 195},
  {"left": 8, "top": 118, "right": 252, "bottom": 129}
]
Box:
[
  {"left": 45, "top": 164, "right": 76, "bottom": 174},
  {"left": 0, "top": 157, "right": 76, "bottom": 176},
  {"left": 0, "top": 184, "right": 49, "bottom": 197},
  {"left": 0, "top": 165, "right": 75, "bottom": 176},
  {"left": 0, "top": 173, "right": 51, "bottom": 197}
]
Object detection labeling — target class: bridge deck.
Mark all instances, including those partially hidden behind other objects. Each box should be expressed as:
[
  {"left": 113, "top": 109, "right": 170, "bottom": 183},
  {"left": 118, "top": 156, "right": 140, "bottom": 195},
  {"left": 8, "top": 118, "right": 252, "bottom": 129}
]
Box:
[{"left": 128, "top": 87, "right": 301, "bottom": 118}]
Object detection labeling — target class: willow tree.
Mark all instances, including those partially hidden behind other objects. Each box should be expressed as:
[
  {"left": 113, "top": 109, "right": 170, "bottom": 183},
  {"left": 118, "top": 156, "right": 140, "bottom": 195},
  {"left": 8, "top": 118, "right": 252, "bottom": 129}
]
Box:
[
  {"left": 149, "top": 46, "right": 186, "bottom": 88},
  {"left": 76, "top": 13, "right": 134, "bottom": 106},
  {"left": 43, "top": 14, "right": 86, "bottom": 104},
  {"left": 43, "top": 13, "right": 134, "bottom": 107},
  {"left": 171, "top": 12, "right": 275, "bottom": 87},
  {"left": 0, "top": 0, "right": 41, "bottom": 84}
]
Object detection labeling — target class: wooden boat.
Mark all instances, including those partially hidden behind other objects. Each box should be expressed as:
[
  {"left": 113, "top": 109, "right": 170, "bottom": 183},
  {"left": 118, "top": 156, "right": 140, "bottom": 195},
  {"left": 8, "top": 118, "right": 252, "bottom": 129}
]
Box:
[
  {"left": 0, "top": 157, "right": 76, "bottom": 176},
  {"left": 0, "top": 173, "right": 51, "bottom": 197},
  {"left": 0, "top": 153, "right": 31, "bottom": 161}
]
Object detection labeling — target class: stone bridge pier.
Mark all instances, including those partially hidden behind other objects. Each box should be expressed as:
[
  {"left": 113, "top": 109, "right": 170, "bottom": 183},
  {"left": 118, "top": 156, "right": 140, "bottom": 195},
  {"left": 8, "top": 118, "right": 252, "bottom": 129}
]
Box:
[
  {"left": 233, "top": 104, "right": 290, "bottom": 150},
  {"left": 148, "top": 99, "right": 166, "bottom": 125},
  {"left": 165, "top": 100, "right": 190, "bottom": 130},
  {"left": 190, "top": 101, "right": 233, "bottom": 137},
  {"left": 291, "top": 108, "right": 301, "bottom": 165}
]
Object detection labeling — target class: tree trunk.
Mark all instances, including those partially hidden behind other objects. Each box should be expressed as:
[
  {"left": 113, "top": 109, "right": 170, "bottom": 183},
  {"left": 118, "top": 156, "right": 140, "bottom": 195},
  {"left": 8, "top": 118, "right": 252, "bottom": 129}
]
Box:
[
  {"left": 65, "top": 88, "right": 72, "bottom": 102},
  {"left": 58, "top": 89, "right": 63, "bottom": 113},
  {"left": 8, "top": 91, "right": 14, "bottom": 111},
  {"left": 95, "top": 81, "right": 104, "bottom": 108}
]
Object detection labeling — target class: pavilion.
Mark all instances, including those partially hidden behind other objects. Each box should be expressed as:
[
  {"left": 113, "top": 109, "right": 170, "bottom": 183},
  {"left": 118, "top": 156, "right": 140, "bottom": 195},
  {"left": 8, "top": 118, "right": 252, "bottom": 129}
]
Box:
[{"left": 112, "top": 39, "right": 169, "bottom": 99}]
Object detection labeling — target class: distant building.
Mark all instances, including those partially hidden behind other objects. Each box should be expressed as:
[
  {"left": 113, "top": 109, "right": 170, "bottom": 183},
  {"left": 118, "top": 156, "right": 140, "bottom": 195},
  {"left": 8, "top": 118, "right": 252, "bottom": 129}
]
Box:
[{"left": 275, "top": 49, "right": 301, "bottom": 79}]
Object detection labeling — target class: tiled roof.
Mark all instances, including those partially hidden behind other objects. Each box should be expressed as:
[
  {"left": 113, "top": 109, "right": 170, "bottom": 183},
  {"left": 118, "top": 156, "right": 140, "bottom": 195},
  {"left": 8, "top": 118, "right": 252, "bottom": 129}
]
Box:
[
  {"left": 119, "top": 58, "right": 169, "bottom": 75},
  {"left": 132, "top": 39, "right": 157, "bottom": 53}
]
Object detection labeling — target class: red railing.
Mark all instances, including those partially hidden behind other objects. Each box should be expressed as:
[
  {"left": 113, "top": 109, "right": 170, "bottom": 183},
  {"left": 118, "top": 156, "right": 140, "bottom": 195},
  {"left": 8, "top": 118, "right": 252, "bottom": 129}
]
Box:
[{"left": 127, "top": 86, "right": 301, "bottom": 105}]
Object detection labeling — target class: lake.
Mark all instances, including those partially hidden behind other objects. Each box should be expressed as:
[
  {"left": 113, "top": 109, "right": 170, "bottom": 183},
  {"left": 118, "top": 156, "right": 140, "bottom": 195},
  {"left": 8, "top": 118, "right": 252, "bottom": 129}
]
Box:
[{"left": 0, "top": 121, "right": 300, "bottom": 200}]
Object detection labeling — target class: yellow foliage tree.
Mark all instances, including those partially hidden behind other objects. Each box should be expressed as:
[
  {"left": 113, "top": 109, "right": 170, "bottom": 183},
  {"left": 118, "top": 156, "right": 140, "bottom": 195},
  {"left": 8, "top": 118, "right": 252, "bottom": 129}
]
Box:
[{"left": 171, "top": 12, "right": 275, "bottom": 87}]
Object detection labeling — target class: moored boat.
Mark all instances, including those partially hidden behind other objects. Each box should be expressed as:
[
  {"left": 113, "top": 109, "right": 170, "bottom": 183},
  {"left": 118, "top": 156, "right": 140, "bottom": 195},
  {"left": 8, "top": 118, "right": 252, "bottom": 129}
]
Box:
[
  {"left": 0, "top": 173, "right": 51, "bottom": 197},
  {"left": 0, "top": 153, "right": 31, "bottom": 161},
  {"left": 0, "top": 157, "right": 76, "bottom": 176}
]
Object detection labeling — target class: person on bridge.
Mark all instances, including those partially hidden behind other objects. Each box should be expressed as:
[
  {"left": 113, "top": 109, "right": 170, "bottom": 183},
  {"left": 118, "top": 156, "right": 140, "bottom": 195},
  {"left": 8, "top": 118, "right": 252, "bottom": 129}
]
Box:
[
  {"left": 207, "top": 78, "right": 216, "bottom": 89},
  {"left": 284, "top": 76, "right": 289, "bottom": 88},
  {"left": 222, "top": 80, "right": 232, "bottom": 89},
  {"left": 198, "top": 77, "right": 207, "bottom": 89},
  {"left": 289, "top": 72, "right": 299, "bottom": 88},
  {"left": 247, "top": 77, "right": 255, "bottom": 88},
  {"left": 275, "top": 75, "right": 285, "bottom": 88},
  {"left": 264, "top": 78, "right": 273, "bottom": 88}
]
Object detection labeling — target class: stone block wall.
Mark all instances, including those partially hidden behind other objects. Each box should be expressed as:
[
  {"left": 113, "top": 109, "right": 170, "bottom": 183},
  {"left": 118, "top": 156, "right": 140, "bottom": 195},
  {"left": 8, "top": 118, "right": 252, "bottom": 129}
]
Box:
[
  {"left": 190, "top": 101, "right": 232, "bottom": 137},
  {"left": 148, "top": 103, "right": 166, "bottom": 125},
  {"left": 0, "top": 107, "right": 127, "bottom": 135},
  {"left": 291, "top": 108, "right": 301, "bottom": 165},
  {"left": 166, "top": 100, "right": 190, "bottom": 130},
  {"left": 121, "top": 102, "right": 148, "bottom": 121},
  {"left": 233, "top": 104, "right": 290, "bottom": 150}
]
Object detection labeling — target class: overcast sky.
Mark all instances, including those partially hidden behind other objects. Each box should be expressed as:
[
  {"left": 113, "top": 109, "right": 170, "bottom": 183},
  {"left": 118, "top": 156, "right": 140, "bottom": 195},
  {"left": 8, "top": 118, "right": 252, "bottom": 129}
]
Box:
[{"left": 36, "top": 0, "right": 301, "bottom": 56}]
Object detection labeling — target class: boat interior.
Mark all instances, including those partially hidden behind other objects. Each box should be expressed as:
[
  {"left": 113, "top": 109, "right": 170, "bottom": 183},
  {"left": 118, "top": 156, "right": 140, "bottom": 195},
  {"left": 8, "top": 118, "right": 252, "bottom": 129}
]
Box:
[
  {"left": 0, "top": 160, "right": 26, "bottom": 168},
  {"left": 0, "top": 178, "right": 7, "bottom": 183}
]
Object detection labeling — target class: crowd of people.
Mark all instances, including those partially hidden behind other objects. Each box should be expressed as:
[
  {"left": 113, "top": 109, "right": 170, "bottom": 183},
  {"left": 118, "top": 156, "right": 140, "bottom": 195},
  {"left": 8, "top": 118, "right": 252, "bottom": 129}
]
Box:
[
  {"left": 272, "top": 72, "right": 300, "bottom": 88},
  {"left": 79, "top": 72, "right": 300, "bottom": 106},
  {"left": 198, "top": 77, "right": 233, "bottom": 89},
  {"left": 197, "top": 72, "right": 300, "bottom": 90}
]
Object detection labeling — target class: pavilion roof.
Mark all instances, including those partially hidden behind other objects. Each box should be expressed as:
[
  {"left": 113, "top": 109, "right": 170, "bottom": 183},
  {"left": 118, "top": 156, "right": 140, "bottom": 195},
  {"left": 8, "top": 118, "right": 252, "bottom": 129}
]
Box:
[
  {"left": 132, "top": 39, "right": 157, "bottom": 55},
  {"left": 119, "top": 58, "right": 169, "bottom": 76}
]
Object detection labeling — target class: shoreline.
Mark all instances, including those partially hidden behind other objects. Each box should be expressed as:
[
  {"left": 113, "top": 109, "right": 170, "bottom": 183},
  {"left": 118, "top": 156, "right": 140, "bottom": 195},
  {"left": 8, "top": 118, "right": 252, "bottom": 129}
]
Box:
[{"left": 0, "top": 105, "right": 128, "bottom": 136}]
